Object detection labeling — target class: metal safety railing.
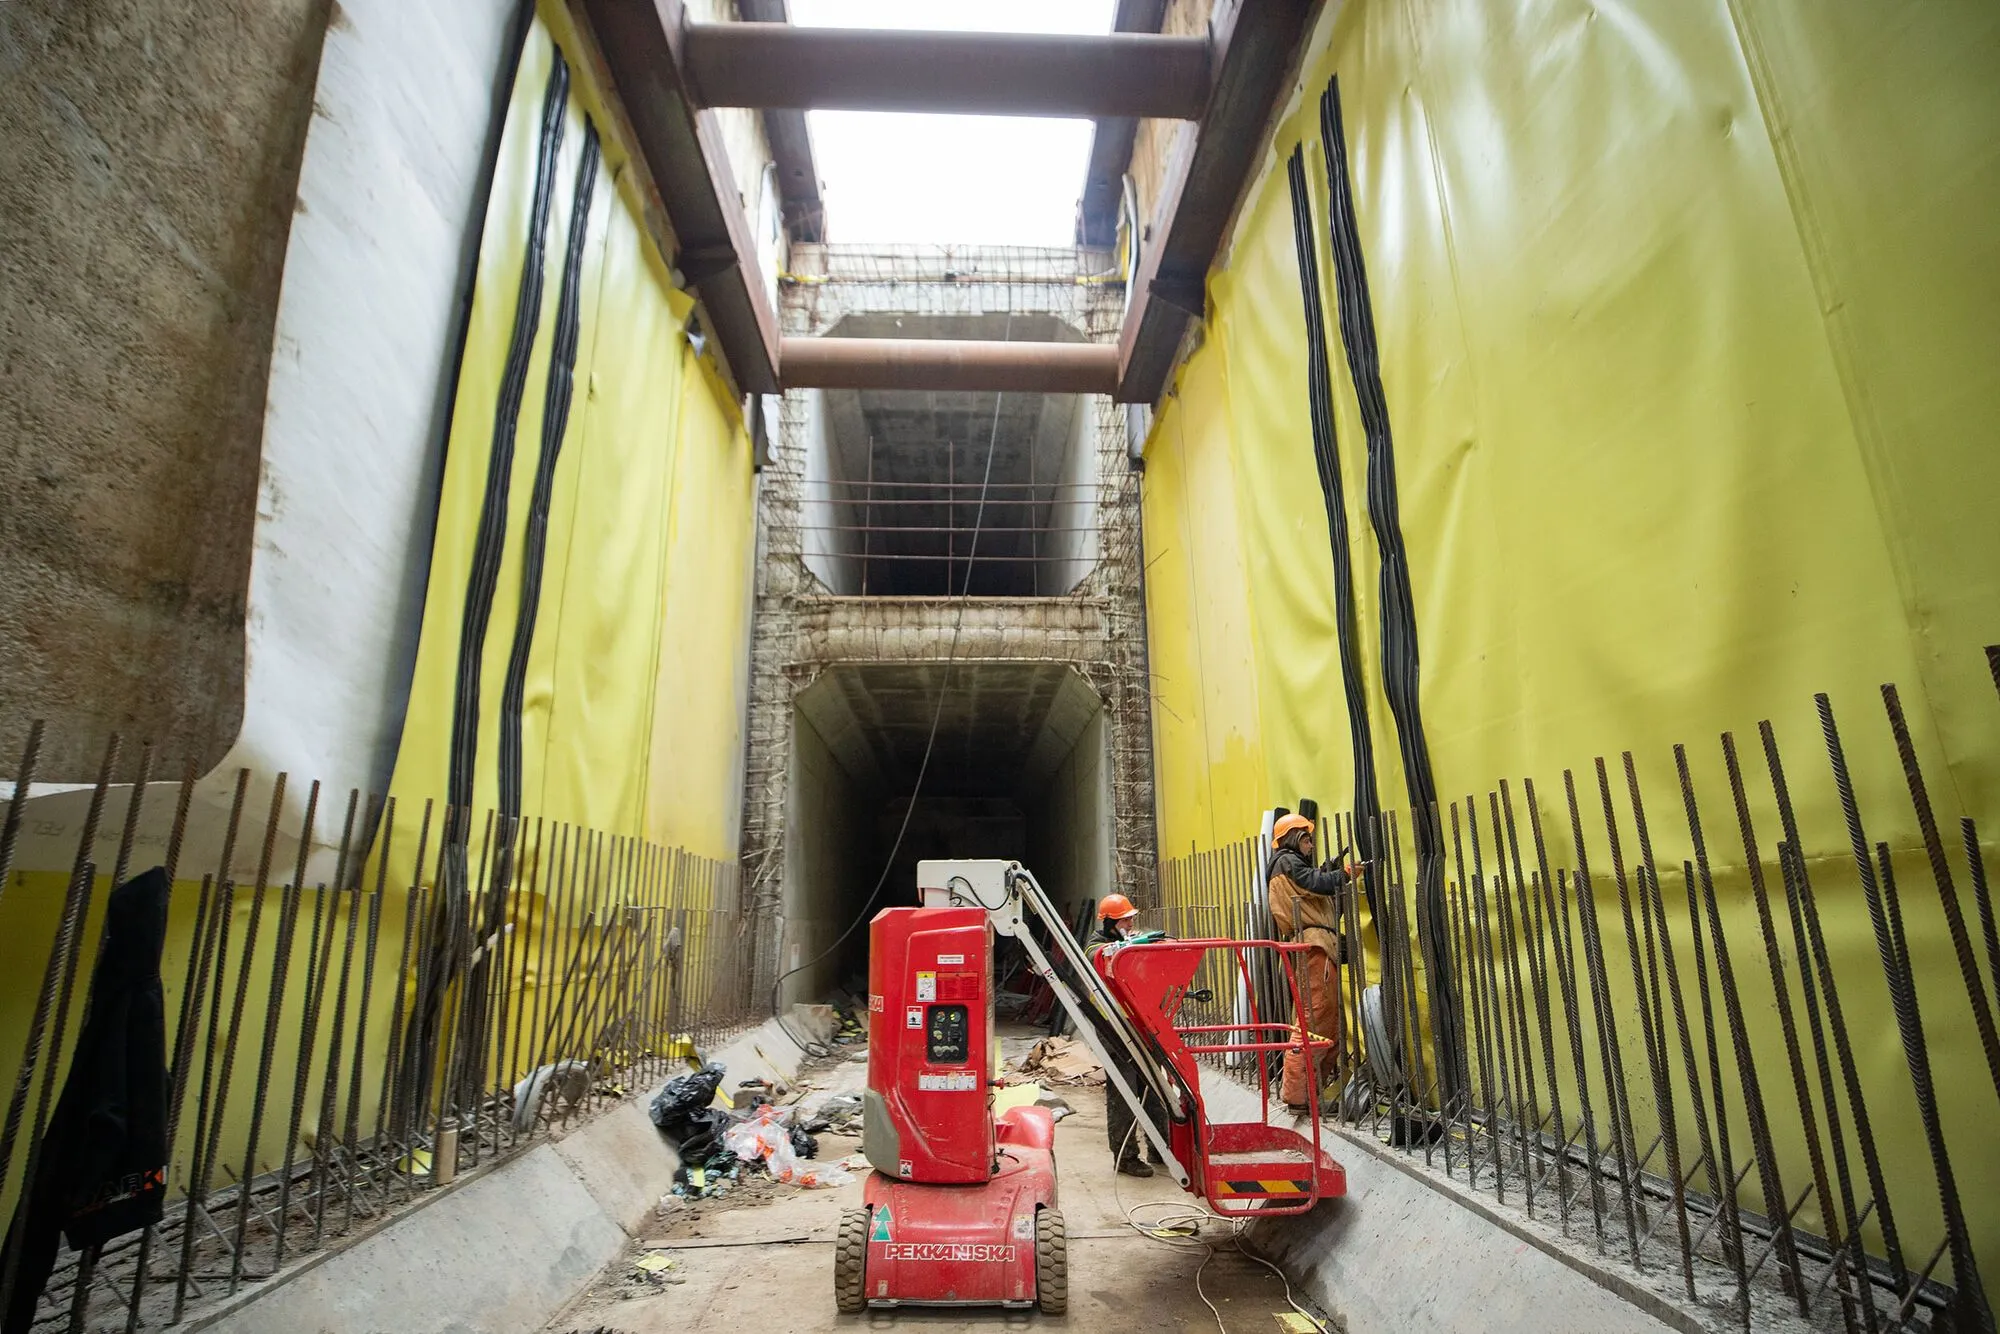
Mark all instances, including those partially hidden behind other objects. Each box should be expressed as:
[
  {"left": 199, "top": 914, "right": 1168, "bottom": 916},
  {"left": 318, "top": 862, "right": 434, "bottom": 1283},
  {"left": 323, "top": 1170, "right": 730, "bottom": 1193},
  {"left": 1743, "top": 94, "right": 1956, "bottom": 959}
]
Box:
[
  {"left": 1158, "top": 647, "right": 2000, "bottom": 1334},
  {"left": 0, "top": 732, "right": 755, "bottom": 1332}
]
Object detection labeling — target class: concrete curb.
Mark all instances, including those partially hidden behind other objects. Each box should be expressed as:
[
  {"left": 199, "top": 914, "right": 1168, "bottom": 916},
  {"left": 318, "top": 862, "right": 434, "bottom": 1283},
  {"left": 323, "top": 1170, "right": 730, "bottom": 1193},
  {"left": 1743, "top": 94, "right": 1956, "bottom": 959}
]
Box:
[
  {"left": 1197, "top": 1072, "right": 1686, "bottom": 1334},
  {"left": 193, "top": 1014, "right": 823, "bottom": 1334}
]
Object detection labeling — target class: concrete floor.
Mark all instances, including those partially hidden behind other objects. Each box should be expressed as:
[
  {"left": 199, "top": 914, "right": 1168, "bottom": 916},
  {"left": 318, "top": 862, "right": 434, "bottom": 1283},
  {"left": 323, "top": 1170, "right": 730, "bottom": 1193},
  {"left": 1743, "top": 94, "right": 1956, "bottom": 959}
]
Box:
[{"left": 545, "top": 1033, "right": 1312, "bottom": 1334}]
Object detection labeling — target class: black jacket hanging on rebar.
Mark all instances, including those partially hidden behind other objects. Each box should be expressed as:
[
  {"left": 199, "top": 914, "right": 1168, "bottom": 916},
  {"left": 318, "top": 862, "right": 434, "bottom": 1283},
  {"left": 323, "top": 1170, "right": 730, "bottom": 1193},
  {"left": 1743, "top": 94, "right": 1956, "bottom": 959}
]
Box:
[{"left": 2, "top": 868, "right": 170, "bottom": 1334}]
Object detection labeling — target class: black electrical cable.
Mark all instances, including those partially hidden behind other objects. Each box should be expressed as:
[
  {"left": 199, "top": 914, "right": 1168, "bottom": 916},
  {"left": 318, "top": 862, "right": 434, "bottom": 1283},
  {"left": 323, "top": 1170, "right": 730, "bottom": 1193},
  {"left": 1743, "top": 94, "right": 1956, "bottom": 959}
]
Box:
[{"left": 768, "top": 318, "right": 1014, "bottom": 1054}]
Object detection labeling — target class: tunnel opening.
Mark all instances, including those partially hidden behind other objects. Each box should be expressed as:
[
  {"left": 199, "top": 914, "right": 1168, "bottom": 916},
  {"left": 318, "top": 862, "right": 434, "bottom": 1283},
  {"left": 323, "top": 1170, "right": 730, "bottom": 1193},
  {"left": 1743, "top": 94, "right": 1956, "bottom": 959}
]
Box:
[
  {"left": 796, "top": 314, "right": 1099, "bottom": 597},
  {"left": 781, "top": 661, "right": 1111, "bottom": 1003}
]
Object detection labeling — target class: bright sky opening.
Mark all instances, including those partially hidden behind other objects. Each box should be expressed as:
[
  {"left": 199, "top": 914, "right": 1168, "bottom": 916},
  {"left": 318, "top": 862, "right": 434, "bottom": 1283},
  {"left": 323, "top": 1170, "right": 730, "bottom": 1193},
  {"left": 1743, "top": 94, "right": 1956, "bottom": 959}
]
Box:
[{"left": 788, "top": 0, "right": 1117, "bottom": 246}]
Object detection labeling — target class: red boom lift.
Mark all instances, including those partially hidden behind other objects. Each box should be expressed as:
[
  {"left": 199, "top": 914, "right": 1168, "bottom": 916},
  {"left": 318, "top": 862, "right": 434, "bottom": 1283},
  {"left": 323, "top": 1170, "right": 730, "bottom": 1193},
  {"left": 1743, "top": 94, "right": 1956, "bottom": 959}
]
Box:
[{"left": 836, "top": 859, "right": 1345, "bottom": 1313}]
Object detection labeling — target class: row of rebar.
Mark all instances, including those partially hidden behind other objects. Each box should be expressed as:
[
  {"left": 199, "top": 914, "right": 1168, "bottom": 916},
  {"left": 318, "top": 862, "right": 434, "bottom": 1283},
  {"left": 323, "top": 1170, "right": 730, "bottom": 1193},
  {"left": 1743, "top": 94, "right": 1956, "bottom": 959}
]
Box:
[
  {"left": 0, "top": 727, "right": 751, "bottom": 1332},
  {"left": 1159, "top": 650, "right": 2000, "bottom": 1334}
]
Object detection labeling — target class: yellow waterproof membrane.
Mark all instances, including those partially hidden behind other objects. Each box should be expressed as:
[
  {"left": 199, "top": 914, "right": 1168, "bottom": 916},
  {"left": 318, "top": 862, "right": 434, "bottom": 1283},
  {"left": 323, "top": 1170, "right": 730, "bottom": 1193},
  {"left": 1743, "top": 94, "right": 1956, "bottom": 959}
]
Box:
[
  {"left": 374, "top": 1, "right": 754, "bottom": 1139},
  {"left": 1145, "top": 0, "right": 2000, "bottom": 1282}
]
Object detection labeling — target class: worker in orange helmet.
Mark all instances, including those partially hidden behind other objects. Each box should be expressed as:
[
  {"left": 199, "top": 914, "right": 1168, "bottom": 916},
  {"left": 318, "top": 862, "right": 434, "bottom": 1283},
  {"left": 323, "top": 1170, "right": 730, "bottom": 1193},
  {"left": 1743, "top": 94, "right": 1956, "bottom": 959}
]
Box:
[
  {"left": 1267, "top": 813, "right": 1364, "bottom": 1113},
  {"left": 1091, "top": 893, "right": 1167, "bottom": 1176}
]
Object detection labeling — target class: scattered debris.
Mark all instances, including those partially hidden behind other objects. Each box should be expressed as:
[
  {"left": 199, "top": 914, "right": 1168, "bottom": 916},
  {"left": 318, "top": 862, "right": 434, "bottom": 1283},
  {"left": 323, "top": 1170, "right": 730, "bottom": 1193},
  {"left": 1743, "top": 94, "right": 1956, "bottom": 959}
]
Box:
[
  {"left": 513, "top": 1061, "right": 592, "bottom": 1133},
  {"left": 723, "top": 1106, "right": 854, "bottom": 1188},
  {"left": 1015, "top": 1036, "right": 1104, "bottom": 1086},
  {"left": 798, "top": 1089, "right": 863, "bottom": 1136}
]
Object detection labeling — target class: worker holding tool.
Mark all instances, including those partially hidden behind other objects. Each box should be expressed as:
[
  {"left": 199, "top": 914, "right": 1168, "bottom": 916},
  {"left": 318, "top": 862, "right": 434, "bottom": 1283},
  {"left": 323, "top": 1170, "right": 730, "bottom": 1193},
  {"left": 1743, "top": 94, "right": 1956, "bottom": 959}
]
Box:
[
  {"left": 1089, "top": 894, "right": 1167, "bottom": 1177},
  {"left": 1266, "top": 814, "right": 1363, "bottom": 1112}
]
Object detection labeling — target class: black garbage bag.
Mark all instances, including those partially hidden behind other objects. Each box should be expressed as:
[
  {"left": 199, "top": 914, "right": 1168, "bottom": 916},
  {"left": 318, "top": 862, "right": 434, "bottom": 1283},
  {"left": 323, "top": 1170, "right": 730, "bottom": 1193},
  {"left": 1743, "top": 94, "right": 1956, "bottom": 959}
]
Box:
[
  {"left": 676, "top": 1108, "right": 734, "bottom": 1161},
  {"left": 649, "top": 1062, "right": 725, "bottom": 1141},
  {"left": 789, "top": 1125, "right": 818, "bottom": 1160}
]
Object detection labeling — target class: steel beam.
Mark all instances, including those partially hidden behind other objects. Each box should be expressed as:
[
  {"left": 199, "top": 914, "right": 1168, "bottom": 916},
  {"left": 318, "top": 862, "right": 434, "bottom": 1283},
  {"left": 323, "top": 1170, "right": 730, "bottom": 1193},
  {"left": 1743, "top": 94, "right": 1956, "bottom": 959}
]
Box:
[
  {"left": 780, "top": 338, "right": 1119, "bottom": 394},
  {"left": 578, "top": 0, "right": 780, "bottom": 393},
  {"left": 683, "top": 24, "right": 1211, "bottom": 120},
  {"left": 1117, "top": 1, "right": 1316, "bottom": 402}
]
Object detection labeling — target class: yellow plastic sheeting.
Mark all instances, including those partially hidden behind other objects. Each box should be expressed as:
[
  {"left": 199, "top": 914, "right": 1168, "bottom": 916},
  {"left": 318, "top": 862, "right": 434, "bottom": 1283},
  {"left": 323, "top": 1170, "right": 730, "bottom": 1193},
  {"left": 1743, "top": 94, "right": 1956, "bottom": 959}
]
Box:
[
  {"left": 529, "top": 190, "right": 692, "bottom": 839},
  {"left": 1140, "top": 345, "right": 1268, "bottom": 856},
  {"left": 645, "top": 353, "right": 756, "bottom": 861},
  {"left": 372, "top": 2, "right": 757, "bottom": 1119},
  {"left": 389, "top": 21, "right": 569, "bottom": 855},
  {"left": 387, "top": 3, "right": 755, "bottom": 863},
  {"left": 1144, "top": 0, "right": 2000, "bottom": 1279}
]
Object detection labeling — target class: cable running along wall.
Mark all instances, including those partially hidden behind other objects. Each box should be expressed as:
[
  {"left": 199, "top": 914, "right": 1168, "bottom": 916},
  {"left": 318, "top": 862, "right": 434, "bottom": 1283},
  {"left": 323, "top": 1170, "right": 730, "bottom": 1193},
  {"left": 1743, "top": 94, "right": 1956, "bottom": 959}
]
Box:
[
  {"left": 1283, "top": 146, "right": 1381, "bottom": 916},
  {"left": 1312, "top": 77, "right": 1463, "bottom": 1095}
]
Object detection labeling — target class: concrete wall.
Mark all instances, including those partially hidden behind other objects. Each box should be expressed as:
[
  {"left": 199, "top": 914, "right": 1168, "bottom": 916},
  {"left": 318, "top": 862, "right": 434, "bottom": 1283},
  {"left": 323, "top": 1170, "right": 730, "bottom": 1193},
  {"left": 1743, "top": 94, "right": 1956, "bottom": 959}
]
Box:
[
  {"left": 0, "top": 0, "right": 331, "bottom": 778},
  {"left": 194, "top": 1014, "right": 817, "bottom": 1334},
  {"left": 1026, "top": 706, "right": 1114, "bottom": 917},
  {"left": 797, "top": 389, "right": 862, "bottom": 595},
  {"left": 0, "top": 0, "right": 523, "bottom": 806},
  {"left": 1037, "top": 393, "right": 1100, "bottom": 595},
  {"left": 782, "top": 706, "right": 874, "bottom": 1003}
]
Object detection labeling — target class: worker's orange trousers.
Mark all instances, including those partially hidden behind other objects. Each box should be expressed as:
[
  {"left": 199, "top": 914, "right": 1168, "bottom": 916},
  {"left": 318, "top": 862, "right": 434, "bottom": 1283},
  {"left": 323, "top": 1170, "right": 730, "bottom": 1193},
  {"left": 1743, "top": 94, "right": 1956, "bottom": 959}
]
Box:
[{"left": 1280, "top": 948, "right": 1341, "bottom": 1108}]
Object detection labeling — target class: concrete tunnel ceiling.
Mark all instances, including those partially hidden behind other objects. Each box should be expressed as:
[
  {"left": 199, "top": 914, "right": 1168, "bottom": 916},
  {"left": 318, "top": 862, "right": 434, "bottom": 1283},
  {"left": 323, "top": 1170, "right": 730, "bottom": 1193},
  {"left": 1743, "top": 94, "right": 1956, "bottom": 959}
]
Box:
[
  {"left": 813, "top": 313, "right": 1094, "bottom": 596},
  {"left": 796, "top": 662, "right": 1100, "bottom": 800}
]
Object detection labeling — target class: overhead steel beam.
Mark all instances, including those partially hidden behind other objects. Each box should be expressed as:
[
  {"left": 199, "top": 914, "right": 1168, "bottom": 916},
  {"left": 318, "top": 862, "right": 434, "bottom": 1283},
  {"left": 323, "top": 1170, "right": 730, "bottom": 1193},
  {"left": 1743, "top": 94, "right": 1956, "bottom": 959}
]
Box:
[
  {"left": 683, "top": 24, "right": 1212, "bottom": 120},
  {"left": 1117, "top": 1, "right": 1317, "bottom": 403},
  {"left": 733, "top": 0, "right": 824, "bottom": 242},
  {"left": 1078, "top": 0, "right": 1169, "bottom": 248},
  {"left": 780, "top": 338, "right": 1119, "bottom": 395},
  {"left": 578, "top": 0, "right": 780, "bottom": 392}
]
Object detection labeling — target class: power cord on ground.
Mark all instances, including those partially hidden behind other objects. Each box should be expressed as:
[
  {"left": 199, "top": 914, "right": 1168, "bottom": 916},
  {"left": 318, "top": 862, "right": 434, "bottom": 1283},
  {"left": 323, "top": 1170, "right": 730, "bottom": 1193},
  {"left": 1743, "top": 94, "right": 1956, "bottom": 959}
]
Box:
[
  {"left": 769, "top": 314, "right": 1014, "bottom": 1054},
  {"left": 1109, "top": 1121, "right": 1329, "bottom": 1334}
]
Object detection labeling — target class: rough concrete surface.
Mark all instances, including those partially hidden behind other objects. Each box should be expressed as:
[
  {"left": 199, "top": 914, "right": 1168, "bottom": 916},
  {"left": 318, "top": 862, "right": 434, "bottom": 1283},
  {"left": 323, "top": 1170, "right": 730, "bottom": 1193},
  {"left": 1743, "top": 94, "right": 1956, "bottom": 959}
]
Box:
[
  {"left": 0, "top": 0, "right": 329, "bottom": 776},
  {"left": 545, "top": 1031, "right": 1309, "bottom": 1334},
  {"left": 1197, "top": 1074, "right": 1683, "bottom": 1334},
  {"left": 192, "top": 1014, "right": 816, "bottom": 1334},
  {"left": 203, "top": 1144, "right": 626, "bottom": 1334}
]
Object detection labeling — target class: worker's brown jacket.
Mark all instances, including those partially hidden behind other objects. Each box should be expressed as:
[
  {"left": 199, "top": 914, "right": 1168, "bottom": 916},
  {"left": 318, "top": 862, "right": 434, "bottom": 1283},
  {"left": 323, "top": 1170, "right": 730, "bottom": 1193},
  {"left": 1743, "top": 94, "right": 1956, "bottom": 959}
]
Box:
[{"left": 1266, "top": 848, "right": 1352, "bottom": 963}]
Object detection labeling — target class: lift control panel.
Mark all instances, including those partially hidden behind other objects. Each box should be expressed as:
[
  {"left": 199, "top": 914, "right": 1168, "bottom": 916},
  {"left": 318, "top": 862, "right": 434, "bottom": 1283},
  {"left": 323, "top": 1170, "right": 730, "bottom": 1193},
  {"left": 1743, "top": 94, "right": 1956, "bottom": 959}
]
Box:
[{"left": 864, "top": 906, "right": 995, "bottom": 1185}]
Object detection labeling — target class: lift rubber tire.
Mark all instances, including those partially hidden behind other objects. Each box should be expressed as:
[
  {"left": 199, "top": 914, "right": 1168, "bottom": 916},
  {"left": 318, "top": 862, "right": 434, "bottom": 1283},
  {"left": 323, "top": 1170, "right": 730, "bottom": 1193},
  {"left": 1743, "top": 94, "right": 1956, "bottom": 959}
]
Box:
[
  {"left": 1036, "top": 1207, "right": 1068, "bottom": 1315},
  {"left": 835, "top": 1206, "right": 868, "bottom": 1313}
]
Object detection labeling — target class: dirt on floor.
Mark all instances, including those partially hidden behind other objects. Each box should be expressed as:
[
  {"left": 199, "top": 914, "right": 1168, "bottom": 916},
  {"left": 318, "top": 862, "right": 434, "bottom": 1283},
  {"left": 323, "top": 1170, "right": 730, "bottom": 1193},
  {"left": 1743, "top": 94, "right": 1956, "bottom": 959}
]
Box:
[{"left": 545, "top": 1030, "right": 1323, "bottom": 1334}]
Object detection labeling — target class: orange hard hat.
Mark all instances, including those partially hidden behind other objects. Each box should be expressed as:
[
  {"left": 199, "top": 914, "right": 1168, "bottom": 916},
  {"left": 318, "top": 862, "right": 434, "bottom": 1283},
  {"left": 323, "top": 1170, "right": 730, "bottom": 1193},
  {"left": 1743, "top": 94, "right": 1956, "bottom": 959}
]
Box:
[
  {"left": 1097, "top": 893, "right": 1140, "bottom": 921},
  {"left": 1273, "top": 813, "right": 1315, "bottom": 842}
]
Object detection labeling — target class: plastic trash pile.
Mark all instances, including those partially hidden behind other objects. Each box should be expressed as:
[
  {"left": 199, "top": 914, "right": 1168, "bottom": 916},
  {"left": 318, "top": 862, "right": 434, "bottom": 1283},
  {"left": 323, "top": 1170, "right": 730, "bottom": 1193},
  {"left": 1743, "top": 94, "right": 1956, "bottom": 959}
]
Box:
[
  {"left": 722, "top": 1106, "right": 854, "bottom": 1189},
  {"left": 649, "top": 1061, "right": 855, "bottom": 1198}
]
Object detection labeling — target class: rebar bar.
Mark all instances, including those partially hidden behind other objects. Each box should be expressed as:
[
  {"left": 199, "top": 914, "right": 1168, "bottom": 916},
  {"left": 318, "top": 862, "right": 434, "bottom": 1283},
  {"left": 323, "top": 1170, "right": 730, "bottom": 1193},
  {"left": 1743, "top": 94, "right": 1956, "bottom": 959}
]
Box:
[
  {"left": 1872, "top": 842, "right": 1992, "bottom": 1334},
  {"left": 1720, "top": 733, "right": 1832, "bottom": 1318},
  {"left": 1623, "top": 755, "right": 1710, "bottom": 1300},
  {"left": 1880, "top": 684, "right": 2000, "bottom": 1108},
  {"left": 1502, "top": 781, "right": 1568, "bottom": 1230},
  {"left": 1563, "top": 769, "right": 1643, "bottom": 1266},
  {"left": 1677, "top": 744, "right": 1798, "bottom": 1317}
]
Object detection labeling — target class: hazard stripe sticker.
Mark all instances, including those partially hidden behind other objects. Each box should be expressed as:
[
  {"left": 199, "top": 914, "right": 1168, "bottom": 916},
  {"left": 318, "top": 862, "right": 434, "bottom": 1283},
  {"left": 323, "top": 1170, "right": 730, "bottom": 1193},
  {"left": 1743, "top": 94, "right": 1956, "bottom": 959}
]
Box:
[{"left": 1214, "top": 1179, "right": 1312, "bottom": 1196}]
